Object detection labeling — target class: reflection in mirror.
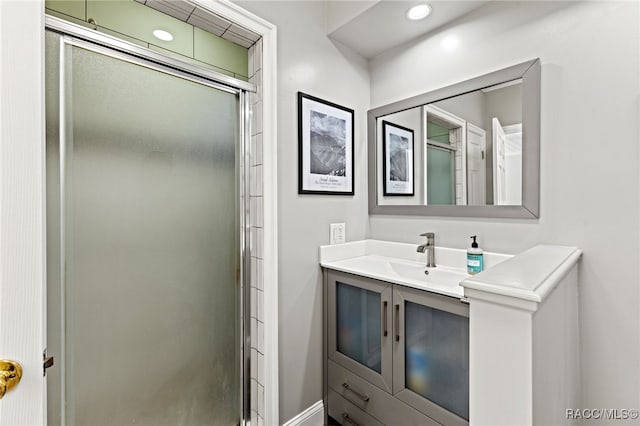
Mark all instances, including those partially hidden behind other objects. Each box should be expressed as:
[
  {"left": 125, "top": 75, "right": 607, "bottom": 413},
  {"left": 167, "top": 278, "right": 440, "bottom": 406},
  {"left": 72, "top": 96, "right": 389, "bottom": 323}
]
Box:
[
  {"left": 377, "top": 79, "right": 522, "bottom": 206},
  {"left": 368, "top": 58, "right": 540, "bottom": 218}
]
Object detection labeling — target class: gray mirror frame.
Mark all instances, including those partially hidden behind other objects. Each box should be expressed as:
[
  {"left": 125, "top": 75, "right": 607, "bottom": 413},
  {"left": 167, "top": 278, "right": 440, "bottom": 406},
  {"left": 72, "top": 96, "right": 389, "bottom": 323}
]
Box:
[{"left": 368, "top": 58, "right": 541, "bottom": 219}]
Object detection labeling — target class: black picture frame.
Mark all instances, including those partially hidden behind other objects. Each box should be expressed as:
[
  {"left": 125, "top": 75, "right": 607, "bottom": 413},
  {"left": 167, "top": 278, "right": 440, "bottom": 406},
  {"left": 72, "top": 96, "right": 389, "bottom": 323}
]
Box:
[
  {"left": 298, "top": 92, "right": 354, "bottom": 195},
  {"left": 382, "top": 120, "right": 415, "bottom": 196}
]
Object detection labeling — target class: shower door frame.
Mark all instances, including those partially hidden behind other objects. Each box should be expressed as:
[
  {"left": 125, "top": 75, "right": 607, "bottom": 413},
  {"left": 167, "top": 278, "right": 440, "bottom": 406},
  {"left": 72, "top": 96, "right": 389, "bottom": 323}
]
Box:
[
  {"left": 0, "top": 1, "right": 278, "bottom": 425},
  {"left": 46, "top": 15, "right": 254, "bottom": 426}
]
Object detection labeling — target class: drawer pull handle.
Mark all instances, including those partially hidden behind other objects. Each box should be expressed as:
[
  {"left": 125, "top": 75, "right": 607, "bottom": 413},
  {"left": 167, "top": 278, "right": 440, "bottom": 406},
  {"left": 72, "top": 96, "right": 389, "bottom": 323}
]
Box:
[
  {"left": 342, "top": 413, "right": 360, "bottom": 426},
  {"left": 395, "top": 304, "right": 400, "bottom": 342},
  {"left": 382, "top": 301, "right": 388, "bottom": 337},
  {"left": 342, "top": 382, "right": 370, "bottom": 402}
]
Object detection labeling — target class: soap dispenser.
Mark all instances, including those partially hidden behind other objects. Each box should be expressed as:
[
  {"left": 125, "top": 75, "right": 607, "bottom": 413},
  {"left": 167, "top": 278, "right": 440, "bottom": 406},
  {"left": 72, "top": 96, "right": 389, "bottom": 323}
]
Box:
[{"left": 467, "top": 236, "right": 484, "bottom": 275}]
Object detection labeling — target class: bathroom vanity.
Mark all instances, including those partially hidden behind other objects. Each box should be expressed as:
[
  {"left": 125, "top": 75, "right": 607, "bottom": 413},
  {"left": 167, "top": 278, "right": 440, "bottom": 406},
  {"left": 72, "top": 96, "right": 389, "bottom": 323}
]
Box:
[{"left": 320, "top": 240, "right": 581, "bottom": 426}]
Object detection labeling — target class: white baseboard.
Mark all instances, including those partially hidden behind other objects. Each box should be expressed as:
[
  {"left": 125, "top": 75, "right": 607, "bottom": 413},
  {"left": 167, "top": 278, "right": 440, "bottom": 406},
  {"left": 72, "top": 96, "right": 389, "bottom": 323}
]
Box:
[{"left": 282, "top": 400, "right": 324, "bottom": 426}]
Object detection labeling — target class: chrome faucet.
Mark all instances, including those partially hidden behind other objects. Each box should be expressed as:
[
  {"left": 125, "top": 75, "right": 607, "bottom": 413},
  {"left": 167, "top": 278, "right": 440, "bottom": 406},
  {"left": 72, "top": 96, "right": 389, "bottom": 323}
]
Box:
[{"left": 416, "top": 232, "right": 436, "bottom": 268}]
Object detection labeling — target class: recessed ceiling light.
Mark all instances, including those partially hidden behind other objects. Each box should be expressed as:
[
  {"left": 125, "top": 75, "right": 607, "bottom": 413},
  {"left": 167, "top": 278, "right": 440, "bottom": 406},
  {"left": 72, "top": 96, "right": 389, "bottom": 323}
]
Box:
[
  {"left": 153, "top": 29, "right": 173, "bottom": 42},
  {"left": 406, "top": 4, "right": 432, "bottom": 21}
]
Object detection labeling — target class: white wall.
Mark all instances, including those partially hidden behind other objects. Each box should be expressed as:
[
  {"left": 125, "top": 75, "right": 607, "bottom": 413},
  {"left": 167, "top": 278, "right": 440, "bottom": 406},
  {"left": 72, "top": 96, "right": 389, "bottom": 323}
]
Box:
[
  {"left": 484, "top": 83, "right": 523, "bottom": 202},
  {"left": 234, "top": 1, "right": 370, "bottom": 423},
  {"left": 369, "top": 0, "right": 640, "bottom": 417},
  {"left": 505, "top": 152, "right": 522, "bottom": 206},
  {"left": 434, "top": 90, "right": 485, "bottom": 129}
]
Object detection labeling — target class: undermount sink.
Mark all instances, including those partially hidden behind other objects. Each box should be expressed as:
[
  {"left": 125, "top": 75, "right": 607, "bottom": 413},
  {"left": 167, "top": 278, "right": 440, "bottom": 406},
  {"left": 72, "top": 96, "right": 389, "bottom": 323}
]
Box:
[
  {"left": 325, "top": 254, "right": 470, "bottom": 298},
  {"left": 388, "top": 260, "right": 469, "bottom": 284},
  {"left": 319, "top": 239, "right": 513, "bottom": 299}
]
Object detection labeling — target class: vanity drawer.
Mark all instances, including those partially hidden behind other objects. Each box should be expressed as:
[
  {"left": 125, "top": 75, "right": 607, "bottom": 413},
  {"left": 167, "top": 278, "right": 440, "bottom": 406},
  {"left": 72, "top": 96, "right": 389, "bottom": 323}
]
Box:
[
  {"left": 328, "top": 360, "right": 440, "bottom": 426},
  {"left": 328, "top": 389, "right": 384, "bottom": 426}
]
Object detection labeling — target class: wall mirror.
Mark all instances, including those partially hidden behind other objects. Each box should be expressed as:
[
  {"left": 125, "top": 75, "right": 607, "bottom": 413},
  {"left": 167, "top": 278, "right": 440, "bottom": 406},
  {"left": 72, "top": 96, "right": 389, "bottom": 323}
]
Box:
[{"left": 368, "top": 58, "right": 540, "bottom": 218}]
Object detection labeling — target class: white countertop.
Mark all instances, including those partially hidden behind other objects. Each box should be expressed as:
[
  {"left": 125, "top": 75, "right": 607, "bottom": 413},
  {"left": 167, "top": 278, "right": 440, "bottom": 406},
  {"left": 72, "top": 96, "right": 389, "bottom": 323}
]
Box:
[
  {"left": 460, "top": 244, "right": 582, "bottom": 303},
  {"left": 320, "top": 240, "right": 581, "bottom": 306},
  {"left": 319, "top": 239, "right": 512, "bottom": 299}
]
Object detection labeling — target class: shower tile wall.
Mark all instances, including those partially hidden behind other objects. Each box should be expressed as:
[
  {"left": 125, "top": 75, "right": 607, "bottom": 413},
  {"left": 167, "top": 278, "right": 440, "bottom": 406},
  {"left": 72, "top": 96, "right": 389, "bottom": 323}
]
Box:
[{"left": 248, "top": 39, "right": 265, "bottom": 426}]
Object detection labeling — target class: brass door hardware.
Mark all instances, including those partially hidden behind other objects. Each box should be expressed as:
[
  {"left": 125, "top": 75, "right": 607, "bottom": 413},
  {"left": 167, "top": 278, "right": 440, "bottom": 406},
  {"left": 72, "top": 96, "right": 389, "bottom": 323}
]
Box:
[{"left": 0, "top": 360, "right": 22, "bottom": 399}]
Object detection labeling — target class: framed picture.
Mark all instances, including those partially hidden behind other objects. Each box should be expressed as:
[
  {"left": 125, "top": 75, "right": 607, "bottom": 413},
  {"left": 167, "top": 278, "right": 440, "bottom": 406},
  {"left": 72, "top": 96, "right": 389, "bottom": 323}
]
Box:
[
  {"left": 382, "top": 120, "right": 414, "bottom": 196},
  {"left": 298, "top": 92, "right": 354, "bottom": 195}
]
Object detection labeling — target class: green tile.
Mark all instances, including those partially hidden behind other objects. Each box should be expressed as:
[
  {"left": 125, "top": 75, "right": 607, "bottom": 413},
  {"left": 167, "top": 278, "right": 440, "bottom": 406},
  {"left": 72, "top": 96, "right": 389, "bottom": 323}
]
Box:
[
  {"left": 45, "top": 0, "right": 86, "bottom": 21},
  {"left": 149, "top": 44, "right": 236, "bottom": 78},
  {"left": 46, "top": 9, "right": 149, "bottom": 49},
  {"left": 46, "top": 8, "right": 89, "bottom": 27},
  {"left": 87, "top": 0, "right": 193, "bottom": 57},
  {"left": 194, "top": 27, "right": 248, "bottom": 78},
  {"left": 48, "top": 0, "right": 249, "bottom": 79},
  {"left": 97, "top": 26, "right": 149, "bottom": 48}
]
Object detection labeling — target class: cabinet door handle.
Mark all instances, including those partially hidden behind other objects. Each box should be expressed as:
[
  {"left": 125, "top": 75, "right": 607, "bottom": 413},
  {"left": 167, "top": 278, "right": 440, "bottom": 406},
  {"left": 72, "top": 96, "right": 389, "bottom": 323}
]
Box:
[
  {"left": 395, "top": 304, "right": 400, "bottom": 342},
  {"left": 342, "top": 413, "right": 360, "bottom": 426},
  {"left": 342, "top": 382, "right": 370, "bottom": 402},
  {"left": 382, "top": 301, "right": 388, "bottom": 337}
]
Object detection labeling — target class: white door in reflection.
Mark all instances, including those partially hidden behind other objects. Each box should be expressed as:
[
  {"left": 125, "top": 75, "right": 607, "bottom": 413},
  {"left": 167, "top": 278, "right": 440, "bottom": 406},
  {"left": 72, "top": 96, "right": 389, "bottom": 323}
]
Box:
[
  {"left": 466, "top": 123, "right": 487, "bottom": 205},
  {"left": 492, "top": 117, "right": 508, "bottom": 205},
  {"left": 493, "top": 118, "right": 523, "bottom": 205},
  {"left": 45, "top": 31, "right": 242, "bottom": 426},
  {"left": 503, "top": 123, "right": 523, "bottom": 205}
]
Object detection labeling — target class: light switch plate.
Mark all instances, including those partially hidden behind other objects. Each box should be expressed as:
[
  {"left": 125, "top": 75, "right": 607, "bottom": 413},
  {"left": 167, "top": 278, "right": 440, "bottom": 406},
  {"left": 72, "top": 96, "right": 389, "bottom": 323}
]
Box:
[{"left": 330, "top": 223, "right": 346, "bottom": 245}]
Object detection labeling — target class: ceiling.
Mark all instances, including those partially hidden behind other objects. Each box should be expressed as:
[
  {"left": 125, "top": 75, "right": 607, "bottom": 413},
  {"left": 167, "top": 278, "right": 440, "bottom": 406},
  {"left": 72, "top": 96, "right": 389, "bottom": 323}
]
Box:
[
  {"left": 328, "top": 1, "right": 489, "bottom": 59},
  {"left": 135, "top": 0, "right": 260, "bottom": 48}
]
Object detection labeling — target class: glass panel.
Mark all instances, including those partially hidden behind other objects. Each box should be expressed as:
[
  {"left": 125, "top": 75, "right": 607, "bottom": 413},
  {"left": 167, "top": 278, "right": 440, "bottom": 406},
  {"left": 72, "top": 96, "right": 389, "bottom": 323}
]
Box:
[
  {"left": 336, "top": 282, "right": 382, "bottom": 373},
  {"left": 47, "top": 32, "right": 240, "bottom": 426},
  {"left": 405, "top": 301, "right": 469, "bottom": 420},
  {"left": 426, "top": 146, "right": 454, "bottom": 205},
  {"left": 427, "top": 122, "right": 450, "bottom": 145}
]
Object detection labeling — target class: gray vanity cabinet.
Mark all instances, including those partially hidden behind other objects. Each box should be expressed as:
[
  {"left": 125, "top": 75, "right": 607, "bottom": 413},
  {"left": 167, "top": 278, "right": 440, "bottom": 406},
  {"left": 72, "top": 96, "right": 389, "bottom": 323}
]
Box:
[
  {"left": 392, "top": 286, "right": 469, "bottom": 426},
  {"left": 327, "top": 271, "right": 393, "bottom": 392},
  {"left": 324, "top": 270, "right": 469, "bottom": 426}
]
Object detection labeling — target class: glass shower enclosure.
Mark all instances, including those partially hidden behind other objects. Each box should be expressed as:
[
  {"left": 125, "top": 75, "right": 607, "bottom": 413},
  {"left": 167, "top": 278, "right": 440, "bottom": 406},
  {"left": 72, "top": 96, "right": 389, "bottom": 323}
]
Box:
[{"left": 45, "top": 19, "right": 251, "bottom": 426}]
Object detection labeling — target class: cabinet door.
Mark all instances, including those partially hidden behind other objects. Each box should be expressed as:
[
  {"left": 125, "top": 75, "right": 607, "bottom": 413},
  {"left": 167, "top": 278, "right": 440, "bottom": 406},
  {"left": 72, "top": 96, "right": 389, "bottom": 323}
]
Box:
[
  {"left": 328, "top": 270, "right": 393, "bottom": 393},
  {"left": 393, "top": 286, "right": 469, "bottom": 426}
]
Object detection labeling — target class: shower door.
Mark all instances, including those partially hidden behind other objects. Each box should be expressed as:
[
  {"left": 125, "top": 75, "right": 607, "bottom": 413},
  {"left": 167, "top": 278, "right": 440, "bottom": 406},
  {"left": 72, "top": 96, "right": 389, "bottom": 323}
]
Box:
[{"left": 45, "top": 29, "right": 245, "bottom": 426}]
